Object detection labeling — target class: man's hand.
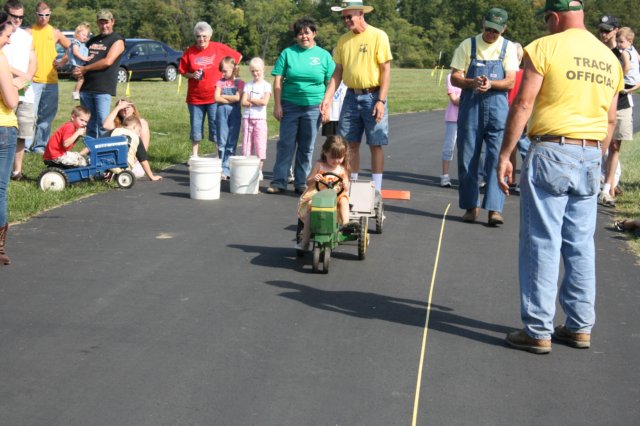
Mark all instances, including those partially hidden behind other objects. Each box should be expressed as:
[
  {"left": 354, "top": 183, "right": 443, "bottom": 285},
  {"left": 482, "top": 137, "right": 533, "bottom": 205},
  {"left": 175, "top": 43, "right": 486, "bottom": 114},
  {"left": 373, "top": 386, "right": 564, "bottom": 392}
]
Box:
[
  {"left": 372, "top": 100, "right": 385, "bottom": 123},
  {"left": 496, "top": 156, "right": 512, "bottom": 196}
]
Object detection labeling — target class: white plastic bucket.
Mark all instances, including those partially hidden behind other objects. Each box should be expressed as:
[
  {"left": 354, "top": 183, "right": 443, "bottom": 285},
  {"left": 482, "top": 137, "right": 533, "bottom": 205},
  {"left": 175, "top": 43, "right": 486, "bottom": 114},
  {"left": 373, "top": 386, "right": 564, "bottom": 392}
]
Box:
[
  {"left": 189, "top": 157, "right": 222, "bottom": 200},
  {"left": 230, "top": 155, "right": 260, "bottom": 195}
]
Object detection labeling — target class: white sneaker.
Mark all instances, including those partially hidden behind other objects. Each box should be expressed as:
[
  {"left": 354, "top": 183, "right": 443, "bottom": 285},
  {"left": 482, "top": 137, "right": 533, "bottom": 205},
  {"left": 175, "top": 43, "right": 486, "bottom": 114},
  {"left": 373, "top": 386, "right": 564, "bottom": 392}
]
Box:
[
  {"left": 440, "top": 175, "right": 451, "bottom": 187},
  {"left": 598, "top": 192, "right": 616, "bottom": 207},
  {"left": 294, "top": 241, "right": 309, "bottom": 251},
  {"left": 72, "top": 92, "right": 80, "bottom": 100}
]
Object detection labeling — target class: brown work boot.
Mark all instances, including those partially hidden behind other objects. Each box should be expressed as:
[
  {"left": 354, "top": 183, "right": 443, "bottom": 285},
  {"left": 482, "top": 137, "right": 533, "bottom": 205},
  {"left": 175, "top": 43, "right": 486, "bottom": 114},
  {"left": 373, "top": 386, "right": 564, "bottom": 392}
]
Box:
[
  {"left": 505, "top": 330, "right": 551, "bottom": 354},
  {"left": 0, "top": 223, "right": 11, "bottom": 265},
  {"left": 462, "top": 207, "right": 480, "bottom": 223},
  {"left": 552, "top": 325, "right": 591, "bottom": 349},
  {"left": 488, "top": 211, "right": 504, "bottom": 226}
]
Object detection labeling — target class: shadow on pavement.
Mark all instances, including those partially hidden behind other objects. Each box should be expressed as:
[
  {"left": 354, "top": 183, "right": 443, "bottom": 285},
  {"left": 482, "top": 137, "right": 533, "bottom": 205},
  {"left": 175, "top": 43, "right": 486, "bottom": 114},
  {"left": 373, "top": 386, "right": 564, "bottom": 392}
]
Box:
[{"left": 265, "top": 280, "right": 511, "bottom": 346}]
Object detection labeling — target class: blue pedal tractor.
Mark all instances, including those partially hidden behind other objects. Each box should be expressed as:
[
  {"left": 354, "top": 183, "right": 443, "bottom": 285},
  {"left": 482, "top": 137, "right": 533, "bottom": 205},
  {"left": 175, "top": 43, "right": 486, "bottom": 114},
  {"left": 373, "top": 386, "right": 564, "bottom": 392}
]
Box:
[{"left": 37, "top": 136, "right": 135, "bottom": 191}]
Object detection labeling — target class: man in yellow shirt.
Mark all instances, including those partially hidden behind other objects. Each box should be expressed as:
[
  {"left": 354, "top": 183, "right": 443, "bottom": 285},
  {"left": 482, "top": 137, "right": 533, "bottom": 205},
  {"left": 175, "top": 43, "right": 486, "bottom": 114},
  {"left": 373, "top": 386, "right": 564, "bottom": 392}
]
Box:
[
  {"left": 497, "top": 0, "right": 623, "bottom": 354},
  {"left": 321, "top": 0, "right": 392, "bottom": 192},
  {"left": 28, "top": 1, "right": 70, "bottom": 153},
  {"left": 450, "top": 8, "right": 519, "bottom": 226}
]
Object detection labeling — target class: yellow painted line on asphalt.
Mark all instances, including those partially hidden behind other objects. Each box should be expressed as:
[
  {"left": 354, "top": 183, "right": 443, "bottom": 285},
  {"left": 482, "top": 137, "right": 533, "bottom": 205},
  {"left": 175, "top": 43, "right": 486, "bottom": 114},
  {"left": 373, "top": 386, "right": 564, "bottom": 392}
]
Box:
[{"left": 412, "top": 203, "right": 450, "bottom": 426}]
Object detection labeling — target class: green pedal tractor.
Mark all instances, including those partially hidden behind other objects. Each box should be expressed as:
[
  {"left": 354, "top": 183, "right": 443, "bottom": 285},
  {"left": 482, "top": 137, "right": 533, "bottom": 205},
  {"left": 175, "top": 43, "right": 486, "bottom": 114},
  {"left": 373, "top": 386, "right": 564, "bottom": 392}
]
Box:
[{"left": 300, "top": 176, "right": 384, "bottom": 273}]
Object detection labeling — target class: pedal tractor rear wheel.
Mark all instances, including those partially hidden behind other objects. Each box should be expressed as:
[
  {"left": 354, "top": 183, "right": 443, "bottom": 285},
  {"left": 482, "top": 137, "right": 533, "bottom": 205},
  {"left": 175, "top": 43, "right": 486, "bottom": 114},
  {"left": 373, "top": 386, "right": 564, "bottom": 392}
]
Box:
[
  {"left": 358, "top": 216, "right": 368, "bottom": 260},
  {"left": 38, "top": 167, "right": 68, "bottom": 191},
  {"left": 375, "top": 201, "right": 384, "bottom": 234}
]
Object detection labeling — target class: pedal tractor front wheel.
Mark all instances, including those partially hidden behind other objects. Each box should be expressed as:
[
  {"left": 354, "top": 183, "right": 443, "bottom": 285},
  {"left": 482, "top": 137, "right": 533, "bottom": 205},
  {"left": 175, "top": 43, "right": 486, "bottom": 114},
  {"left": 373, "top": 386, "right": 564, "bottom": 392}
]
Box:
[
  {"left": 38, "top": 167, "right": 68, "bottom": 191},
  {"left": 116, "top": 170, "right": 136, "bottom": 189},
  {"left": 312, "top": 244, "right": 331, "bottom": 273}
]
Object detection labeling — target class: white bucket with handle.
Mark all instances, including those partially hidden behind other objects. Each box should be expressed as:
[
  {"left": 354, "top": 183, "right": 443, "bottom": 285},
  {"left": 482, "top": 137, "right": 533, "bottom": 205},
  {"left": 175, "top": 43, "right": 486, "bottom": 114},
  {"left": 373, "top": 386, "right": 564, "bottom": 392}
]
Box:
[
  {"left": 189, "top": 157, "right": 222, "bottom": 200},
  {"left": 230, "top": 156, "right": 260, "bottom": 194}
]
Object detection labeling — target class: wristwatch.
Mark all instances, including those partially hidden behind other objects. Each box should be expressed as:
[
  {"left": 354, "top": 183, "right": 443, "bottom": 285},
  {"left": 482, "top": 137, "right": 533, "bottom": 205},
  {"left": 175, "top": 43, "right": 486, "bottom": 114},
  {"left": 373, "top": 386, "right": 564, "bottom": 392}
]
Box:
[{"left": 377, "top": 99, "right": 386, "bottom": 104}]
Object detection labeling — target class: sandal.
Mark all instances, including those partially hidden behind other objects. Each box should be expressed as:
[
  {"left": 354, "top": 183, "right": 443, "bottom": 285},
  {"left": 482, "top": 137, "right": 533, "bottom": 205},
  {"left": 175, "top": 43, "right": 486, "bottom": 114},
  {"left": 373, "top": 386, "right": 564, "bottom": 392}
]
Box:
[{"left": 614, "top": 220, "right": 627, "bottom": 232}]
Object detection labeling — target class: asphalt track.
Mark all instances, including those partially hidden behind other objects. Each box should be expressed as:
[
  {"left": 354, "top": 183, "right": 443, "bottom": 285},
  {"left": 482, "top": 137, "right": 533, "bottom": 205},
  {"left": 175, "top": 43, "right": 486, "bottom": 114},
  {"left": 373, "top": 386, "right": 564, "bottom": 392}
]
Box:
[{"left": 1, "top": 110, "right": 639, "bottom": 425}]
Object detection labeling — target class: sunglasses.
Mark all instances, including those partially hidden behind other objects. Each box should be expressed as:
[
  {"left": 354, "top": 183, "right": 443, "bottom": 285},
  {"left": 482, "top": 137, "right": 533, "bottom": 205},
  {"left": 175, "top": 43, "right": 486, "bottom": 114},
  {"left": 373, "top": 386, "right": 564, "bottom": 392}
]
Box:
[
  {"left": 8, "top": 12, "right": 24, "bottom": 20},
  {"left": 484, "top": 28, "right": 500, "bottom": 35},
  {"left": 342, "top": 14, "right": 358, "bottom": 21},
  {"left": 599, "top": 28, "right": 613, "bottom": 34},
  {"left": 36, "top": 12, "right": 51, "bottom": 17}
]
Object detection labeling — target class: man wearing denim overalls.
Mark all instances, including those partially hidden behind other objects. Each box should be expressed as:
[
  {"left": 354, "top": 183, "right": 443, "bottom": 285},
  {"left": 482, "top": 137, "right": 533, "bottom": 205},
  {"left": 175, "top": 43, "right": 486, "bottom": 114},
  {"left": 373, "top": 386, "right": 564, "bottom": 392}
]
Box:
[
  {"left": 450, "top": 8, "right": 519, "bottom": 226},
  {"left": 497, "top": 0, "right": 623, "bottom": 354}
]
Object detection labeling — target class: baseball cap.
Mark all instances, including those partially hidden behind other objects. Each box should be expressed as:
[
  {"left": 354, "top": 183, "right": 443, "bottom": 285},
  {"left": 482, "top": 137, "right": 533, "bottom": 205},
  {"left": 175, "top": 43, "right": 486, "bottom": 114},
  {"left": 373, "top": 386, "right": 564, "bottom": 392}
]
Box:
[
  {"left": 484, "top": 8, "right": 508, "bottom": 32},
  {"left": 96, "top": 9, "right": 113, "bottom": 20},
  {"left": 541, "top": 0, "right": 583, "bottom": 13},
  {"left": 598, "top": 15, "right": 620, "bottom": 32}
]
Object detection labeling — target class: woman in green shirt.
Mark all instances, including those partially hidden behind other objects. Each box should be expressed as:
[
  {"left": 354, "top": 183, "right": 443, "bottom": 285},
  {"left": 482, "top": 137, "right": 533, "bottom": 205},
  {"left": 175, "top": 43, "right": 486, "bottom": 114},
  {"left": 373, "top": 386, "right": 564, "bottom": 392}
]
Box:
[{"left": 267, "top": 18, "right": 335, "bottom": 194}]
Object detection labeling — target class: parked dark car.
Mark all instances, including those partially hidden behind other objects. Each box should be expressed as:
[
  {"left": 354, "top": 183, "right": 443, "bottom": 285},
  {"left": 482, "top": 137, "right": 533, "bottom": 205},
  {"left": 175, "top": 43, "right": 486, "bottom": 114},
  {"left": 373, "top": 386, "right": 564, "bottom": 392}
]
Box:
[
  {"left": 117, "top": 38, "right": 183, "bottom": 83},
  {"left": 57, "top": 37, "right": 182, "bottom": 83}
]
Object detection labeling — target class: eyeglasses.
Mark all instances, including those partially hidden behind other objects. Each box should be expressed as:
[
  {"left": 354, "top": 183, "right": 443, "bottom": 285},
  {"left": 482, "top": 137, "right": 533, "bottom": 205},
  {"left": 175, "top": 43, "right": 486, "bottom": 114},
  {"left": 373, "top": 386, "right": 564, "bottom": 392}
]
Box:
[
  {"left": 483, "top": 28, "right": 500, "bottom": 35},
  {"left": 36, "top": 12, "right": 51, "bottom": 17},
  {"left": 342, "top": 14, "right": 357, "bottom": 21},
  {"left": 8, "top": 13, "right": 24, "bottom": 20}
]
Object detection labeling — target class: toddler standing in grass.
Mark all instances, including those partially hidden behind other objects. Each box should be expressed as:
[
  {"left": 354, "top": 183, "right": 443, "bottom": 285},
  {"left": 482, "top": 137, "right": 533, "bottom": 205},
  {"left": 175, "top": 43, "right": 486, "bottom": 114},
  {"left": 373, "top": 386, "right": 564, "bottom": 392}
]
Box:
[
  {"left": 69, "top": 23, "right": 93, "bottom": 100},
  {"left": 240, "top": 57, "right": 271, "bottom": 179},
  {"left": 214, "top": 56, "right": 244, "bottom": 179}
]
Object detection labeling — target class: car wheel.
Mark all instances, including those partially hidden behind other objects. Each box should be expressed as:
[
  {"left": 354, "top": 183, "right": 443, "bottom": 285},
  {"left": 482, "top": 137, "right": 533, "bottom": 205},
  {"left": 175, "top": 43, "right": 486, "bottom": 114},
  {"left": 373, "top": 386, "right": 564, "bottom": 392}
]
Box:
[
  {"left": 164, "top": 65, "right": 177, "bottom": 82},
  {"left": 117, "top": 67, "right": 128, "bottom": 84}
]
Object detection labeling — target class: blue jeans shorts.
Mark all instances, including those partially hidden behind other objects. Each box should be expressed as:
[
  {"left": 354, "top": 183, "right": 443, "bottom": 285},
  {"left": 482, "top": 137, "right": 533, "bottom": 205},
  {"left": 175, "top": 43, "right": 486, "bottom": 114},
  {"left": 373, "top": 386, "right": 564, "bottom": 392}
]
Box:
[
  {"left": 338, "top": 90, "right": 388, "bottom": 146},
  {"left": 188, "top": 103, "right": 217, "bottom": 143}
]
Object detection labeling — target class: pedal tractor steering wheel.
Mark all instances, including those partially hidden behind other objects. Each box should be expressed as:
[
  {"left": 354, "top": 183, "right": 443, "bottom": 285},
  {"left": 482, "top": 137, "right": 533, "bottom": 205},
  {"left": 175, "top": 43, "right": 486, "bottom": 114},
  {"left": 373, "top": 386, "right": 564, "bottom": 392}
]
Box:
[{"left": 315, "top": 172, "right": 344, "bottom": 196}]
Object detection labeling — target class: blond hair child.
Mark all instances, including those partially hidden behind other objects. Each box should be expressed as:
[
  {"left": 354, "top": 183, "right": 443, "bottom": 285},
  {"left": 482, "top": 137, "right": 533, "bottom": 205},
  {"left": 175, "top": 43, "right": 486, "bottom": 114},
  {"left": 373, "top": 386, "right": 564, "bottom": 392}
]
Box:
[
  {"left": 69, "top": 23, "right": 93, "bottom": 100},
  {"left": 240, "top": 57, "right": 271, "bottom": 179}
]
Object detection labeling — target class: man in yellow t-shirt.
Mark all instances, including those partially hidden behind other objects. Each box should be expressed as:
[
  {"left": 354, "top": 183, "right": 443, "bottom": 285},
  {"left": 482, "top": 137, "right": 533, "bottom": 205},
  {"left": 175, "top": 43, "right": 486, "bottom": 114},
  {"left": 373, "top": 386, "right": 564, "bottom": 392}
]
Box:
[
  {"left": 321, "top": 0, "right": 392, "bottom": 192},
  {"left": 497, "top": 0, "right": 623, "bottom": 355},
  {"left": 450, "top": 7, "right": 519, "bottom": 227},
  {"left": 27, "top": 1, "right": 70, "bottom": 153}
]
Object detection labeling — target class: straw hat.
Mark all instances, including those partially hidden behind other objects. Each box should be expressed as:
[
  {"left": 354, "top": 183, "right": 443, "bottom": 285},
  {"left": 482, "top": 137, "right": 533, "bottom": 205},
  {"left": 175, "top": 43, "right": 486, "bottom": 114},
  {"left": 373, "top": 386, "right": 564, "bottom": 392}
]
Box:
[{"left": 331, "top": 1, "right": 374, "bottom": 14}]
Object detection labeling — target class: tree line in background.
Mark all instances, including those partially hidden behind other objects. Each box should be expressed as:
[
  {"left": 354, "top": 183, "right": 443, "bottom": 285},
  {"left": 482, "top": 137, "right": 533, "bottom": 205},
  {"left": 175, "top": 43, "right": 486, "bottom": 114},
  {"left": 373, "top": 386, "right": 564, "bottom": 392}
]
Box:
[{"left": 16, "top": 0, "right": 640, "bottom": 67}]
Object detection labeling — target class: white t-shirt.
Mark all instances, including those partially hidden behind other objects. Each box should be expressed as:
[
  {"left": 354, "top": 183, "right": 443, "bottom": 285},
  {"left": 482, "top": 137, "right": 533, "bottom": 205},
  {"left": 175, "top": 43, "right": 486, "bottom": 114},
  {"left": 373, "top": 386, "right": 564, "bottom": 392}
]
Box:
[
  {"left": 330, "top": 81, "right": 347, "bottom": 121},
  {"left": 3, "top": 27, "right": 35, "bottom": 103},
  {"left": 243, "top": 79, "right": 272, "bottom": 119}
]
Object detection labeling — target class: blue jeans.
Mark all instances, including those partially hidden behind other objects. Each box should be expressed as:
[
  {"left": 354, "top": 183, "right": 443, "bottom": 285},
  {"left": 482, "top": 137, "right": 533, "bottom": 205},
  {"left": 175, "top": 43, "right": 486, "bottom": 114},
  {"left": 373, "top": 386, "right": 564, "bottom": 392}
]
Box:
[
  {"left": 271, "top": 101, "right": 321, "bottom": 189},
  {"left": 519, "top": 141, "right": 601, "bottom": 339},
  {"left": 216, "top": 103, "right": 241, "bottom": 176},
  {"left": 80, "top": 92, "right": 112, "bottom": 139},
  {"left": 0, "top": 127, "right": 18, "bottom": 226},
  {"left": 339, "top": 90, "right": 389, "bottom": 145},
  {"left": 456, "top": 91, "right": 507, "bottom": 212},
  {"left": 188, "top": 103, "right": 217, "bottom": 142},
  {"left": 31, "top": 83, "right": 59, "bottom": 151}
]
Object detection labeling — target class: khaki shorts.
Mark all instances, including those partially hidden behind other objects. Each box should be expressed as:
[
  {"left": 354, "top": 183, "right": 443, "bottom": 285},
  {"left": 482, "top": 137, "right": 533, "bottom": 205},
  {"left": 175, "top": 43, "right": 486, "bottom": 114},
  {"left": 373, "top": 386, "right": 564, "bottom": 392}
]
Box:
[
  {"left": 16, "top": 101, "right": 35, "bottom": 139},
  {"left": 613, "top": 107, "right": 633, "bottom": 141}
]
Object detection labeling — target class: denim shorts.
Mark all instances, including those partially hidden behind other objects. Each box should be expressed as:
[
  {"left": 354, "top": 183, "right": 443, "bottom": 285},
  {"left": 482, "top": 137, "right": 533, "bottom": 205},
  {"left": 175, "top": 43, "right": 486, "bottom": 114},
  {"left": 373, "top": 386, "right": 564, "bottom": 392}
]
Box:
[
  {"left": 188, "top": 103, "right": 217, "bottom": 142},
  {"left": 338, "top": 90, "right": 389, "bottom": 146}
]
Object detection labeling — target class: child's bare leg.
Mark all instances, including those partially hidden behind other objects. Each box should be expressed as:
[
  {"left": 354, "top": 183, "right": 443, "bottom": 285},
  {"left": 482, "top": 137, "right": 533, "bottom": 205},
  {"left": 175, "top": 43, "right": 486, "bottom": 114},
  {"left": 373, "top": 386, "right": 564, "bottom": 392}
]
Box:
[
  {"left": 338, "top": 198, "right": 350, "bottom": 225},
  {"left": 74, "top": 77, "right": 84, "bottom": 94},
  {"left": 191, "top": 141, "right": 199, "bottom": 157},
  {"left": 301, "top": 212, "right": 311, "bottom": 246}
]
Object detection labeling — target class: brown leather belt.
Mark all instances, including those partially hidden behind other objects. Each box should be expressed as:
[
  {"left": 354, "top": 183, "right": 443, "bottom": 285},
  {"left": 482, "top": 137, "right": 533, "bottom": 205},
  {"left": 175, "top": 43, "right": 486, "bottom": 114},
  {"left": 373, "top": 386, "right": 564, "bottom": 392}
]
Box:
[
  {"left": 349, "top": 86, "right": 380, "bottom": 94},
  {"left": 533, "top": 135, "right": 600, "bottom": 147}
]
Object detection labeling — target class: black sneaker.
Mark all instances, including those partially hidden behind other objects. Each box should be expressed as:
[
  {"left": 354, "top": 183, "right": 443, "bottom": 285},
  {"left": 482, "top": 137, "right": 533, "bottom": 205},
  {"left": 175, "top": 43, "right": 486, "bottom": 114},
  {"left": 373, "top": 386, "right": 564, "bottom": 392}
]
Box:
[{"left": 340, "top": 221, "right": 361, "bottom": 235}]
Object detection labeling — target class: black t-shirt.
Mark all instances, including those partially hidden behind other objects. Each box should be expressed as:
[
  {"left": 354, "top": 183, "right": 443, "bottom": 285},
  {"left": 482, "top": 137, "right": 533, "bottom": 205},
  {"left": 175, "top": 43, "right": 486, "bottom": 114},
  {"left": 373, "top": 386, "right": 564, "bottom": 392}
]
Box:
[
  {"left": 612, "top": 47, "right": 631, "bottom": 110},
  {"left": 82, "top": 32, "right": 124, "bottom": 96}
]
